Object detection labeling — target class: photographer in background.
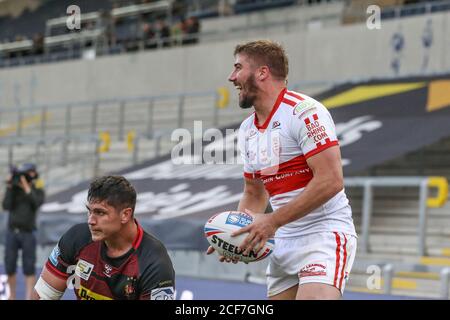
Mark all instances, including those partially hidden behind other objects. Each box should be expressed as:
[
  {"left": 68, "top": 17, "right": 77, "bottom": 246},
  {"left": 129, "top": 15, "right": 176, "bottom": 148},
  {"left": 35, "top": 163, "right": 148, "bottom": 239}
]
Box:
[{"left": 2, "top": 163, "right": 45, "bottom": 300}]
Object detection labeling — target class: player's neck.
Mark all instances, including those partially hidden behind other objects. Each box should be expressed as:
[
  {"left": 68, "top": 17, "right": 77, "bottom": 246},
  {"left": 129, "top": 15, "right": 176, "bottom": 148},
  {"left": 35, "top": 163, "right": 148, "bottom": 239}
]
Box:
[
  {"left": 104, "top": 220, "right": 138, "bottom": 258},
  {"left": 253, "top": 83, "right": 286, "bottom": 126}
]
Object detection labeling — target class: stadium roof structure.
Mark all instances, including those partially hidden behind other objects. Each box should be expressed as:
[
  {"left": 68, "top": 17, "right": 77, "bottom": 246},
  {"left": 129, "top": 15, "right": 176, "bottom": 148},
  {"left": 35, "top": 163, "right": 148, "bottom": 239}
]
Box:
[{"left": 36, "top": 73, "right": 450, "bottom": 250}]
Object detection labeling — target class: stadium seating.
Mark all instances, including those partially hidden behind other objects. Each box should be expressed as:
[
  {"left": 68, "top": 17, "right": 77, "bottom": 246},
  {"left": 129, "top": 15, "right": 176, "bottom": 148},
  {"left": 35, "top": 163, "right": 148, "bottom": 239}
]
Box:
[{"left": 1, "top": 0, "right": 450, "bottom": 300}]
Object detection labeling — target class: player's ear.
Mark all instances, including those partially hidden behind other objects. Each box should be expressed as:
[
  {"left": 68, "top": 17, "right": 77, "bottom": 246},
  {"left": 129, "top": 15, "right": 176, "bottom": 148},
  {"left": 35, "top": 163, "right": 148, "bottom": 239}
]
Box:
[
  {"left": 120, "top": 207, "right": 133, "bottom": 224},
  {"left": 258, "top": 66, "right": 269, "bottom": 81}
]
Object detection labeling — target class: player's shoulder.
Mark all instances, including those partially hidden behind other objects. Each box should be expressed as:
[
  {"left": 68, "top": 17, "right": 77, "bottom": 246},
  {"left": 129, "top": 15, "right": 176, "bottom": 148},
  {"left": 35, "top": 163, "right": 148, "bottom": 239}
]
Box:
[
  {"left": 60, "top": 223, "right": 92, "bottom": 252},
  {"left": 137, "top": 230, "right": 174, "bottom": 272},
  {"left": 138, "top": 230, "right": 171, "bottom": 261},
  {"left": 280, "top": 89, "right": 328, "bottom": 119}
]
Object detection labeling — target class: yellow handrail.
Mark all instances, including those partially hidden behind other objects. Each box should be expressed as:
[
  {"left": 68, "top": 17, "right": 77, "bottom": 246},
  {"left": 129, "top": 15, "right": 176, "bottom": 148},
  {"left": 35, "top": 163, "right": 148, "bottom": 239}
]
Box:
[
  {"left": 427, "top": 177, "right": 448, "bottom": 208},
  {"left": 127, "top": 130, "right": 136, "bottom": 152},
  {"left": 216, "top": 87, "right": 230, "bottom": 109},
  {"left": 98, "top": 131, "right": 111, "bottom": 153}
]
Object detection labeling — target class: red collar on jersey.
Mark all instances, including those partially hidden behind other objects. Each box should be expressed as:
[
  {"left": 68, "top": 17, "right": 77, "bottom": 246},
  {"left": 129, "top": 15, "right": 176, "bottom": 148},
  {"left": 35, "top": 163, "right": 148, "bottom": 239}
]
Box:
[
  {"left": 132, "top": 219, "right": 144, "bottom": 249},
  {"left": 254, "top": 87, "right": 287, "bottom": 130}
]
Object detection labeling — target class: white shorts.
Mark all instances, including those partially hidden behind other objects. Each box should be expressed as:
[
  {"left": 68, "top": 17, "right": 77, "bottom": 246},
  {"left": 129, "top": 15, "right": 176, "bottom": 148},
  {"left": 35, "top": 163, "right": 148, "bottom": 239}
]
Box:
[{"left": 266, "top": 232, "right": 357, "bottom": 297}]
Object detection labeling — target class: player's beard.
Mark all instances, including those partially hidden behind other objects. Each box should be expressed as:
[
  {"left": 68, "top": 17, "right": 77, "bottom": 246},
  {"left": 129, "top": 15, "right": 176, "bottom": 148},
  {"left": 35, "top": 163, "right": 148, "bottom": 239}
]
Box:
[{"left": 238, "top": 74, "right": 259, "bottom": 109}]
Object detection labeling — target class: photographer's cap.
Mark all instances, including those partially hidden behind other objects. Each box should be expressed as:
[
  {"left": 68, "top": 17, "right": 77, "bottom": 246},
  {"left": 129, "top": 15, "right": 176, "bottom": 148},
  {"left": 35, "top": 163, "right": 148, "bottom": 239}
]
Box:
[{"left": 19, "top": 163, "right": 37, "bottom": 172}]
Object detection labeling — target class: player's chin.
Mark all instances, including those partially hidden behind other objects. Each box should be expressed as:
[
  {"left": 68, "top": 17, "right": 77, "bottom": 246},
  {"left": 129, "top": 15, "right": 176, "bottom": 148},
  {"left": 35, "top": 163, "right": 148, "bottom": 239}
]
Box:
[
  {"left": 239, "top": 97, "right": 253, "bottom": 109},
  {"left": 90, "top": 230, "right": 105, "bottom": 241}
]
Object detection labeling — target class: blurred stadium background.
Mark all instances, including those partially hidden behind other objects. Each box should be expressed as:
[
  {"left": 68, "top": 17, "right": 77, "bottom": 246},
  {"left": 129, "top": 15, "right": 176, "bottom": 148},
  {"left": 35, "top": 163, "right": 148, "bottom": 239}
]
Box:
[{"left": 1, "top": 0, "right": 450, "bottom": 300}]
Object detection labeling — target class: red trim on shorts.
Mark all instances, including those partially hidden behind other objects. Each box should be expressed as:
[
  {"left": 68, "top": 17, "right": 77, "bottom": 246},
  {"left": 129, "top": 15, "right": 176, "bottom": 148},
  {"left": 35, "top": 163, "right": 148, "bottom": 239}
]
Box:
[
  {"left": 339, "top": 234, "right": 348, "bottom": 290},
  {"left": 333, "top": 232, "right": 341, "bottom": 288},
  {"left": 45, "top": 261, "right": 69, "bottom": 280}
]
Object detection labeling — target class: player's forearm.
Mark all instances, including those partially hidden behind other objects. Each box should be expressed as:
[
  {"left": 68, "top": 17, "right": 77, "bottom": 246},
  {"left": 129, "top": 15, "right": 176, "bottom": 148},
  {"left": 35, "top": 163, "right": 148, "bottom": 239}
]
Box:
[
  {"left": 237, "top": 190, "right": 268, "bottom": 213},
  {"left": 30, "top": 288, "right": 41, "bottom": 300},
  {"left": 271, "top": 174, "right": 343, "bottom": 228}
]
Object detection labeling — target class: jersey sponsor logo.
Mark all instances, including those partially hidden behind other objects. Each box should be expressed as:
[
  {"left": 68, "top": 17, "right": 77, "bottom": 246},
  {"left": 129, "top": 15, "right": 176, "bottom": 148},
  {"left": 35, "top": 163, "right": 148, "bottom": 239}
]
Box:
[
  {"left": 297, "top": 107, "right": 318, "bottom": 120},
  {"left": 299, "top": 262, "right": 327, "bottom": 278},
  {"left": 150, "top": 286, "right": 175, "bottom": 300},
  {"left": 293, "top": 100, "right": 316, "bottom": 115},
  {"left": 272, "top": 121, "right": 281, "bottom": 129},
  {"left": 75, "top": 259, "right": 94, "bottom": 281},
  {"left": 78, "top": 285, "right": 112, "bottom": 300},
  {"left": 49, "top": 245, "right": 60, "bottom": 267},
  {"left": 304, "top": 114, "right": 330, "bottom": 143},
  {"left": 225, "top": 212, "right": 252, "bottom": 228}
]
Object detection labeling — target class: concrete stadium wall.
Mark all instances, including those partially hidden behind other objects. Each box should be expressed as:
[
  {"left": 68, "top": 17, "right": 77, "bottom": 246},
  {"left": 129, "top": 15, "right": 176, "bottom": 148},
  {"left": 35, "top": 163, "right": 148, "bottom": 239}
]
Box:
[{"left": 0, "top": 10, "right": 449, "bottom": 108}]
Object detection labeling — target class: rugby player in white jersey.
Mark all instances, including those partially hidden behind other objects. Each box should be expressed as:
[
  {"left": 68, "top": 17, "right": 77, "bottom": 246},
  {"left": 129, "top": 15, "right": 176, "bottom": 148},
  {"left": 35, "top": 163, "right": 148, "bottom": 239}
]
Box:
[{"left": 207, "top": 40, "right": 357, "bottom": 300}]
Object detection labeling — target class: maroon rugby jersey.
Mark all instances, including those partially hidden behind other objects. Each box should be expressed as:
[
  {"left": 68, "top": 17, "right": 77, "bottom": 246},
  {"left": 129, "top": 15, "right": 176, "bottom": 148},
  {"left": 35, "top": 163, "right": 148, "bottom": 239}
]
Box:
[{"left": 46, "top": 221, "right": 175, "bottom": 300}]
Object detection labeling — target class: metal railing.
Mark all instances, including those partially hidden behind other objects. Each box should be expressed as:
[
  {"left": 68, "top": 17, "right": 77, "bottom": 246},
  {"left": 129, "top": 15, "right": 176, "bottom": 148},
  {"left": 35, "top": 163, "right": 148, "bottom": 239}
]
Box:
[
  {"left": 0, "top": 90, "right": 221, "bottom": 137},
  {"left": 345, "top": 176, "right": 449, "bottom": 257},
  {"left": 0, "top": 87, "right": 246, "bottom": 194},
  {"left": 0, "top": 134, "right": 101, "bottom": 194}
]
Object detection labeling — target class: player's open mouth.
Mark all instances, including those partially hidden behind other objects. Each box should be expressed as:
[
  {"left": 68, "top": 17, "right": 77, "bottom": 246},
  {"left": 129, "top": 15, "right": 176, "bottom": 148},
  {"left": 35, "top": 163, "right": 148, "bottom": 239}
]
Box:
[{"left": 235, "top": 85, "right": 242, "bottom": 97}]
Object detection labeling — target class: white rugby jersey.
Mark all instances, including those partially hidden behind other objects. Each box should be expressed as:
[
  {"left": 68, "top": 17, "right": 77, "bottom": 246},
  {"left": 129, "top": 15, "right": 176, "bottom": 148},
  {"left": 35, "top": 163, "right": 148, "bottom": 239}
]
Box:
[{"left": 238, "top": 88, "right": 356, "bottom": 238}]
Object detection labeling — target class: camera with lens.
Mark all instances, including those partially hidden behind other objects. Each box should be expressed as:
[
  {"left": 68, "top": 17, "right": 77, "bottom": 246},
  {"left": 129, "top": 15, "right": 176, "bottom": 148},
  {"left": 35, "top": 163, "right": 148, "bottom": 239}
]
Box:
[{"left": 10, "top": 163, "right": 38, "bottom": 187}]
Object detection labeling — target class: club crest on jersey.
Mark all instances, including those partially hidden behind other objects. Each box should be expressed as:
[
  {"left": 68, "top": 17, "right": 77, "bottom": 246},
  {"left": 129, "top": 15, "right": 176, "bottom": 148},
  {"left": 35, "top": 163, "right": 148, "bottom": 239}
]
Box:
[
  {"left": 75, "top": 259, "right": 94, "bottom": 281},
  {"left": 124, "top": 277, "right": 137, "bottom": 298},
  {"left": 246, "top": 129, "right": 257, "bottom": 140},
  {"left": 246, "top": 150, "right": 256, "bottom": 162},
  {"left": 271, "top": 134, "right": 281, "bottom": 157}
]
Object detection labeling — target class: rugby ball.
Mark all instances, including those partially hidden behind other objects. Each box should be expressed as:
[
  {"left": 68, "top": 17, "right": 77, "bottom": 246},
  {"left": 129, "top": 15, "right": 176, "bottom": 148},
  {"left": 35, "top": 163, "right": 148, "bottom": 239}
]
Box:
[{"left": 204, "top": 211, "right": 275, "bottom": 263}]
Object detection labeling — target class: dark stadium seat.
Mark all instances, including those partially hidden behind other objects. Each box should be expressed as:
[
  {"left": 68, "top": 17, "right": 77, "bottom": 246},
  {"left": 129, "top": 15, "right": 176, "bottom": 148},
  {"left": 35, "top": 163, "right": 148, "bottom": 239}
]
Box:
[{"left": 233, "top": 0, "right": 296, "bottom": 14}]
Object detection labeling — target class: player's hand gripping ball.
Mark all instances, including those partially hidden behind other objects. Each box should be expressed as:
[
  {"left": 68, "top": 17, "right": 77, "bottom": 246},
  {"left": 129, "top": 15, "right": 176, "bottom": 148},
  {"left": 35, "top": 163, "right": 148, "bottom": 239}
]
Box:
[{"left": 204, "top": 211, "right": 274, "bottom": 263}]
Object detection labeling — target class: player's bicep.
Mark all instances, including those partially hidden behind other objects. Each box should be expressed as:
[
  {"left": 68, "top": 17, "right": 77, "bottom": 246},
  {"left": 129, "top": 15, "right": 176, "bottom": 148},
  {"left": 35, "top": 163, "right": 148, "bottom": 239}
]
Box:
[
  {"left": 306, "top": 145, "right": 344, "bottom": 187},
  {"left": 139, "top": 253, "right": 175, "bottom": 300},
  {"left": 32, "top": 265, "right": 67, "bottom": 300},
  {"left": 139, "top": 274, "right": 175, "bottom": 300},
  {"left": 293, "top": 103, "right": 338, "bottom": 158},
  {"left": 41, "top": 264, "right": 68, "bottom": 292}
]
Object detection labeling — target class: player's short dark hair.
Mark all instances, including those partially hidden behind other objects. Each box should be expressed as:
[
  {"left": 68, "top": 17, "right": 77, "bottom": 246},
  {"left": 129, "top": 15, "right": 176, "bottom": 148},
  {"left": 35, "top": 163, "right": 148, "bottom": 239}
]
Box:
[
  {"left": 234, "top": 40, "right": 289, "bottom": 81},
  {"left": 88, "top": 176, "right": 136, "bottom": 213}
]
